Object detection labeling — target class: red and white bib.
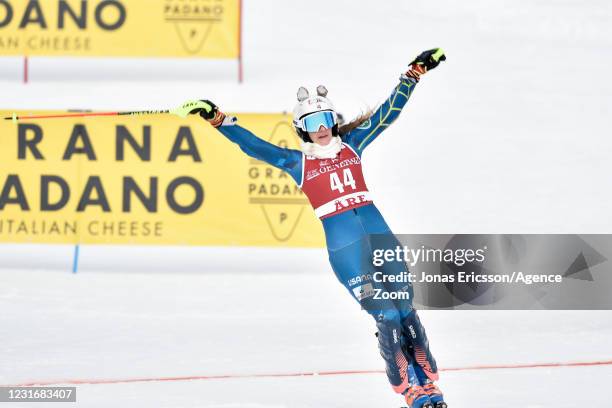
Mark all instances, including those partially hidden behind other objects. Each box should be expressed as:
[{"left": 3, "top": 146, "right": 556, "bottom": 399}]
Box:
[{"left": 299, "top": 143, "right": 372, "bottom": 219}]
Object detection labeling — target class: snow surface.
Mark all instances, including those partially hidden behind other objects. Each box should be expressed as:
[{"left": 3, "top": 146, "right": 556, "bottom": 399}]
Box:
[
  {"left": 1, "top": 269, "right": 612, "bottom": 408},
  {"left": 1, "top": 0, "right": 612, "bottom": 406}
]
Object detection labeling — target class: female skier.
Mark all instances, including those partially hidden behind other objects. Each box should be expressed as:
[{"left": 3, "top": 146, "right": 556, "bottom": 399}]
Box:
[{"left": 187, "top": 48, "right": 447, "bottom": 408}]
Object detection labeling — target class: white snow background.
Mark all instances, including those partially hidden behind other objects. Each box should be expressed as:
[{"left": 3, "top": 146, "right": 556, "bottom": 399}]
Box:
[{"left": 1, "top": 0, "right": 612, "bottom": 407}]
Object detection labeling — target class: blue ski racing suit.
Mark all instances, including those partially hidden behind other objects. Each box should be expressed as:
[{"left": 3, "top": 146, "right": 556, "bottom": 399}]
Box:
[{"left": 213, "top": 76, "right": 439, "bottom": 395}]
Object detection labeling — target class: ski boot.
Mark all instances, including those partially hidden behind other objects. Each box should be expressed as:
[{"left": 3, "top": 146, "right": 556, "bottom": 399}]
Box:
[
  {"left": 403, "top": 384, "right": 434, "bottom": 408},
  {"left": 422, "top": 381, "right": 447, "bottom": 408}
]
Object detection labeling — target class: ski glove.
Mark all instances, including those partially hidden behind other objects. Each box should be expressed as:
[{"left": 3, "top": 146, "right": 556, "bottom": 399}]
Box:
[
  {"left": 187, "top": 99, "right": 226, "bottom": 128},
  {"left": 410, "top": 48, "right": 446, "bottom": 70},
  {"left": 405, "top": 48, "right": 446, "bottom": 81}
]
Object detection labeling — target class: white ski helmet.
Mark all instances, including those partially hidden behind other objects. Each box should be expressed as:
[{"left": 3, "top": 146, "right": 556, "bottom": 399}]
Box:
[{"left": 292, "top": 85, "right": 339, "bottom": 142}]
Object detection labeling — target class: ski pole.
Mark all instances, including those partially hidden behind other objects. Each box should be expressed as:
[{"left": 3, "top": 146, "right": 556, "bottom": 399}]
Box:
[{"left": 3, "top": 100, "right": 211, "bottom": 124}]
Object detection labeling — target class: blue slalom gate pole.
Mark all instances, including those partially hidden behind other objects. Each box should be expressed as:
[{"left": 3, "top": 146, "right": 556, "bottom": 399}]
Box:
[{"left": 72, "top": 244, "right": 80, "bottom": 274}]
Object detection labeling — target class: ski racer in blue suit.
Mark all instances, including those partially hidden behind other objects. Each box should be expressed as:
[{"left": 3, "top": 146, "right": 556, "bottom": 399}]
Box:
[{"left": 187, "top": 49, "right": 447, "bottom": 408}]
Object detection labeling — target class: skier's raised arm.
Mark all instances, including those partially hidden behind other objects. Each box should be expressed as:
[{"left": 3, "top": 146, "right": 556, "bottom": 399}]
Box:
[
  {"left": 343, "top": 48, "right": 446, "bottom": 155},
  {"left": 189, "top": 100, "right": 302, "bottom": 176}
]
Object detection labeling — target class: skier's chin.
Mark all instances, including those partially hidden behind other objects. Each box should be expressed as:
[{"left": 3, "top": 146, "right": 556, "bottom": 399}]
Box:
[{"left": 315, "top": 134, "right": 331, "bottom": 145}]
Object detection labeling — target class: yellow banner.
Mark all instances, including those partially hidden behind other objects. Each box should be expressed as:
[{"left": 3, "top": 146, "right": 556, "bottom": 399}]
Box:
[
  {"left": 0, "top": 111, "right": 325, "bottom": 247},
  {"left": 0, "top": 0, "right": 240, "bottom": 58}
]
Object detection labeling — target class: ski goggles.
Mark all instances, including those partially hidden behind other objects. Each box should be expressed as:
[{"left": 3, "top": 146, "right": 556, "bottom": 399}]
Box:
[{"left": 301, "top": 111, "right": 337, "bottom": 132}]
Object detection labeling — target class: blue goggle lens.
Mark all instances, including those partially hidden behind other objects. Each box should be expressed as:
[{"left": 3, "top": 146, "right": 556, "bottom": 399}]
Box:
[{"left": 302, "top": 111, "right": 336, "bottom": 132}]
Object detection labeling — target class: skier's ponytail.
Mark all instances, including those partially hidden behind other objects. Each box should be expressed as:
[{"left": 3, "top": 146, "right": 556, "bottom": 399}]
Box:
[{"left": 338, "top": 109, "right": 374, "bottom": 136}]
